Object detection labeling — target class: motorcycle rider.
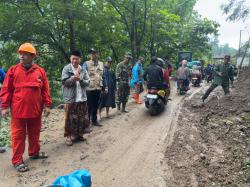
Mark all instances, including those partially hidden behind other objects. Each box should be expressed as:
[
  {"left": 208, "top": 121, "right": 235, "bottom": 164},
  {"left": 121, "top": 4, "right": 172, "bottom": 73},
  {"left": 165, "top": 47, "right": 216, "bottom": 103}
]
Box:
[
  {"left": 204, "top": 64, "right": 214, "bottom": 83},
  {"left": 143, "top": 57, "right": 167, "bottom": 90},
  {"left": 191, "top": 65, "right": 202, "bottom": 84},
  {"left": 176, "top": 59, "right": 190, "bottom": 90}
]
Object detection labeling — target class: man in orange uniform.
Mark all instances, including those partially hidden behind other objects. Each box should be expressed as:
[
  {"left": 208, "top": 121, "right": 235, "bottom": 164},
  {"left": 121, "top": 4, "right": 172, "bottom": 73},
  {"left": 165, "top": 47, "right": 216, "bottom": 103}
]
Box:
[{"left": 0, "top": 43, "right": 51, "bottom": 172}]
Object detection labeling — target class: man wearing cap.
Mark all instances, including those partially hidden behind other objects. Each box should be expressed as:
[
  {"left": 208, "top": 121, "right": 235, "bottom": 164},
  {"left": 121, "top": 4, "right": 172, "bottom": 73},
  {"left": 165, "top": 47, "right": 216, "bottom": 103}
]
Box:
[
  {"left": 83, "top": 48, "right": 107, "bottom": 126},
  {"left": 0, "top": 43, "right": 51, "bottom": 172},
  {"left": 116, "top": 52, "right": 133, "bottom": 112},
  {"left": 62, "top": 50, "right": 90, "bottom": 146},
  {"left": 131, "top": 56, "right": 144, "bottom": 104},
  {"left": 202, "top": 55, "right": 234, "bottom": 102}
]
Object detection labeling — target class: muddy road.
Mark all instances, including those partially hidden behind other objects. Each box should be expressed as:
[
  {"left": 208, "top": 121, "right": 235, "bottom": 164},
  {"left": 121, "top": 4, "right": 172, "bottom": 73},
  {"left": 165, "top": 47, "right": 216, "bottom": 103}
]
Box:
[{"left": 0, "top": 83, "right": 200, "bottom": 187}]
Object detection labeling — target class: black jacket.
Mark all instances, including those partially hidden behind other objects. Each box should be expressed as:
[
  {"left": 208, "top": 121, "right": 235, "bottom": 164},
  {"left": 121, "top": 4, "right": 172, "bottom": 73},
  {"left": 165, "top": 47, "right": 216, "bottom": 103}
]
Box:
[{"left": 143, "top": 64, "right": 165, "bottom": 89}]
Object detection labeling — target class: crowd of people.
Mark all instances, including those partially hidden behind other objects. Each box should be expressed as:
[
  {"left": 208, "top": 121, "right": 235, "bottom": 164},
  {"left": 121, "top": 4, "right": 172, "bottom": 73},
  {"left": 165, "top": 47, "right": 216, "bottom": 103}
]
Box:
[{"left": 0, "top": 42, "right": 235, "bottom": 173}]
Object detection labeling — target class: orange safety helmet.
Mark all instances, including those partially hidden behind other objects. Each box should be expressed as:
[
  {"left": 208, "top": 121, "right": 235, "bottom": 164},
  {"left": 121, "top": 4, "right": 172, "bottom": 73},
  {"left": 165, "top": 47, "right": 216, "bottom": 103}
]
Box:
[{"left": 18, "top": 43, "right": 37, "bottom": 55}]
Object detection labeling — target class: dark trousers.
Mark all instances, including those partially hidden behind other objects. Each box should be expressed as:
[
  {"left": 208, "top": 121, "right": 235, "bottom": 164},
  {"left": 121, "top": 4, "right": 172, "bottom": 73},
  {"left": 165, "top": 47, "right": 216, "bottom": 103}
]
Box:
[
  {"left": 202, "top": 83, "right": 229, "bottom": 100},
  {"left": 87, "top": 90, "right": 101, "bottom": 123}
]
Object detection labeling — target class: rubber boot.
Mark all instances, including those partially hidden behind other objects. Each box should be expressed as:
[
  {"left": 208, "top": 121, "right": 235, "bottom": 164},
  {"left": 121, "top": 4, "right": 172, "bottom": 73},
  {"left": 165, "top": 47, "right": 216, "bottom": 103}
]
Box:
[
  {"left": 135, "top": 94, "right": 142, "bottom": 104},
  {"left": 131, "top": 93, "right": 137, "bottom": 100},
  {"left": 122, "top": 103, "right": 128, "bottom": 113}
]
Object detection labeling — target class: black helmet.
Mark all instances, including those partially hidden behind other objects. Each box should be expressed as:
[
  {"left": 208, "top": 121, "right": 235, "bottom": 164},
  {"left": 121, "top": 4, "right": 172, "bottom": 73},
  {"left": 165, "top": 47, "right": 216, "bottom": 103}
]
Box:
[{"left": 156, "top": 58, "right": 165, "bottom": 68}]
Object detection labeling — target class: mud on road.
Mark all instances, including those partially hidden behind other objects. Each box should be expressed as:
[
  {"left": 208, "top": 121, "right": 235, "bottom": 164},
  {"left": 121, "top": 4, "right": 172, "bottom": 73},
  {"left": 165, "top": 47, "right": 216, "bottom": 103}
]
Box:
[
  {"left": 165, "top": 70, "right": 250, "bottom": 187},
  {"left": 1, "top": 73, "right": 248, "bottom": 187},
  {"left": 0, "top": 82, "right": 188, "bottom": 187}
]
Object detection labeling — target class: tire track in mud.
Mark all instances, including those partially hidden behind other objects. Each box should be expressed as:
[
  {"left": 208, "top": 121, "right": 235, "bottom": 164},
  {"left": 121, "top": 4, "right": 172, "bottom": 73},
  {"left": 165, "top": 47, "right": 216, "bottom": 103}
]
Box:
[{"left": 0, "top": 82, "right": 203, "bottom": 187}]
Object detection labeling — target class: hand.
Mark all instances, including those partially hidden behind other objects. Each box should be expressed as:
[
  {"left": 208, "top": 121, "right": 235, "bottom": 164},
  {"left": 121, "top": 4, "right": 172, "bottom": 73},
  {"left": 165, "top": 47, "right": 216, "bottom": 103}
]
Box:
[
  {"left": 217, "top": 72, "right": 222, "bottom": 76},
  {"left": 1, "top": 109, "right": 8, "bottom": 119},
  {"left": 44, "top": 107, "right": 50, "bottom": 117},
  {"left": 72, "top": 75, "right": 80, "bottom": 81},
  {"left": 104, "top": 88, "right": 108, "bottom": 94}
]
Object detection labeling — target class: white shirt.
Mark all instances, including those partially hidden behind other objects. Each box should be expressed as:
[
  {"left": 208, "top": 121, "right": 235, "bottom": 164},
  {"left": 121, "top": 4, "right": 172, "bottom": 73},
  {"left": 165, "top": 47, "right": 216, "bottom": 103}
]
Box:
[{"left": 71, "top": 64, "right": 84, "bottom": 102}]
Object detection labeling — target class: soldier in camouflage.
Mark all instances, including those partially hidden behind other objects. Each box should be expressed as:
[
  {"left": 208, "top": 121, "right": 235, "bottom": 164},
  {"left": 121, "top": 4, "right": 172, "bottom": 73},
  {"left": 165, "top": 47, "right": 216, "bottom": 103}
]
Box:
[
  {"left": 116, "top": 52, "right": 133, "bottom": 112},
  {"left": 202, "top": 55, "right": 234, "bottom": 102}
]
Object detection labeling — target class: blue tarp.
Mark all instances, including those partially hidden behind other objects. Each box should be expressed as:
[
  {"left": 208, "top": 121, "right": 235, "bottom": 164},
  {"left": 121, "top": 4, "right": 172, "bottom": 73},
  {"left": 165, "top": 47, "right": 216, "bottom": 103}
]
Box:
[{"left": 53, "top": 170, "right": 91, "bottom": 187}]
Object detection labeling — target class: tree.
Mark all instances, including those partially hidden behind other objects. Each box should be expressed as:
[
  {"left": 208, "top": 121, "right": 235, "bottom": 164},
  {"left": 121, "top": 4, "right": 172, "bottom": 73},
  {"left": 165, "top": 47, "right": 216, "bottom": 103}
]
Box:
[
  {"left": 221, "top": 0, "right": 250, "bottom": 21},
  {"left": 0, "top": 0, "right": 219, "bottom": 104}
]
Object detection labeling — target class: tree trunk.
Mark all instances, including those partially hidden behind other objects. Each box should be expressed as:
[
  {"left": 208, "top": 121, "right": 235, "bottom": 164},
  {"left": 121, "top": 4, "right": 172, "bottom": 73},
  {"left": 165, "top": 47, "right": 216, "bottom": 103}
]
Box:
[
  {"left": 65, "top": 0, "right": 76, "bottom": 52},
  {"left": 239, "top": 37, "right": 250, "bottom": 69}
]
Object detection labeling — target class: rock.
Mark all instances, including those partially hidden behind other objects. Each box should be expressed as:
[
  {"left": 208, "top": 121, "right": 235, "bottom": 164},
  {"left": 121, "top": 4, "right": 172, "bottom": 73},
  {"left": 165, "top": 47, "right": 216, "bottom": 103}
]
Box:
[
  {"left": 200, "top": 153, "right": 206, "bottom": 160},
  {"left": 208, "top": 122, "right": 219, "bottom": 129},
  {"left": 234, "top": 117, "right": 243, "bottom": 123},
  {"left": 221, "top": 119, "right": 233, "bottom": 125},
  {"left": 242, "top": 108, "right": 250, "bottom": 112},
  {"left": 80, "top": 155, "right": 89, "bottom": 160},
  {"left": 208, "top": 174, "right": 213, "bottom": 180}
]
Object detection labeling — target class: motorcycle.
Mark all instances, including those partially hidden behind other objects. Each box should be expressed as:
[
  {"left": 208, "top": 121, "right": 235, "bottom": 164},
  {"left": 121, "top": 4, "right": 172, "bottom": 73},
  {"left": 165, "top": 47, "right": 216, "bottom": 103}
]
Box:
[
  {"left": 177, "top": 79, "right": 188, "bottom": 95},
  {"left": 191, "top": 73, "right": 201, "bottom": 87},
  {"left": 145, "top": 88, "right": 167, "bottom": 115}
]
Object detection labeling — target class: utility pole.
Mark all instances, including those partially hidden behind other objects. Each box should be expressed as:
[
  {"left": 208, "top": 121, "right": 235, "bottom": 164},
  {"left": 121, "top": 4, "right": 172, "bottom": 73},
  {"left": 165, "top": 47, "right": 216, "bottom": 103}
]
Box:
[{"left": 238, "top": 30, "right": 243, "bottom": 57}]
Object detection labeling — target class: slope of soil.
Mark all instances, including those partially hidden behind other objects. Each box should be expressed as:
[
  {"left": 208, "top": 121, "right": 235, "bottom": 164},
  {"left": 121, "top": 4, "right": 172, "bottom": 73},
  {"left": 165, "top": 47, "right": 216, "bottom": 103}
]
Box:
[{"left": 165, "top": 70, "right": 250, "bottom": 187}]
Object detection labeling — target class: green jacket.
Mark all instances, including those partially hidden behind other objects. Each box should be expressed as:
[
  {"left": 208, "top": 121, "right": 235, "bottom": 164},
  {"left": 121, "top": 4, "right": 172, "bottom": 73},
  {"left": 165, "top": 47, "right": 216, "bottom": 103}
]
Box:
[{"left": 213, "top": 63, "right": 234, "bottom": 86}]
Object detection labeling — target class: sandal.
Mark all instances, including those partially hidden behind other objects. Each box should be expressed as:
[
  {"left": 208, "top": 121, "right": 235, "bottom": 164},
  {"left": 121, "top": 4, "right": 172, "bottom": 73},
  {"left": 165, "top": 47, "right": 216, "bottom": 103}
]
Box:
[
  {"left": 65, "top": 137, "right": 73, "bottom": 146},
  {"left": 14, "top": 162, "right": 29, "bottom": 172},
  {"left": 30, "top": 152, "right": 48, "bottom": 159}
]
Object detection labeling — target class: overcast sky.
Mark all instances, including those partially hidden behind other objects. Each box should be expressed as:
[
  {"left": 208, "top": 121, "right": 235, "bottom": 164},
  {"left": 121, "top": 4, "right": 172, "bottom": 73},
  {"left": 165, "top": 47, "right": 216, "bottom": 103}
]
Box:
[{"left": 194, "top": 0, "right": 250, "bottom": 49}]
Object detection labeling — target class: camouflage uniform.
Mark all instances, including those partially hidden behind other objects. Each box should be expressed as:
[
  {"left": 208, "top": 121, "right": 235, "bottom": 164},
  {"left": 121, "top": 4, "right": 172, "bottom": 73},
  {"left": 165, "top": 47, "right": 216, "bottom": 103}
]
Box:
[
  {"left": 116, "top": 61, "right": 131, "bottom": 111},
  {"left": 202, "top": 63, "right": 234, "bottom": 101}
]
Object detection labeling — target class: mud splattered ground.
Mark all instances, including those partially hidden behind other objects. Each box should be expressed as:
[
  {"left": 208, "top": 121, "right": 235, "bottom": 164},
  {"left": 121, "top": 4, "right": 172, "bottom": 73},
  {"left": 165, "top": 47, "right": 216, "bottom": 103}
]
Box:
[
  {"left": 1, "top": 71, "right": 249, "bottom": 187},
  {"left": 0, "top": 82, "right": 186, "bottom": 187},
  {"left": 165, "top": 70, "right": 250, "bottom": 187}
]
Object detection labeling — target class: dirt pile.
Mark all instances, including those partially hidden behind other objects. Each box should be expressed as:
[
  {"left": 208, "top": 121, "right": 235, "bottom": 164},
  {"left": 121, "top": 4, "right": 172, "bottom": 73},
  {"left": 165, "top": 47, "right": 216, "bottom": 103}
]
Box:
[{"left": 165, "top": 70, "right": 250, "bottom": 187}]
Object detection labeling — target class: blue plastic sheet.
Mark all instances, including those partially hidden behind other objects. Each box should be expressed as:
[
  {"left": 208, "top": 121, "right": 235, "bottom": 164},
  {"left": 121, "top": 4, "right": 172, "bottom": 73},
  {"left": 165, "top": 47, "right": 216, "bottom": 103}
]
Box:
[{"left": 53, "top": 170, "right": 91, "bottom": 187}]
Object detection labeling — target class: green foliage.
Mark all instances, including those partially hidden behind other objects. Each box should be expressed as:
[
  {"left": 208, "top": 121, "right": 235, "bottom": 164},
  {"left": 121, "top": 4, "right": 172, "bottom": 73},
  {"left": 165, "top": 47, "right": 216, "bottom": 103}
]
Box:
[
  {"left": 0, "top": 117, "right": 11, "bottom": 147},
  {"left": 0, "top": 0, "right": 219, "bottom": 105}
]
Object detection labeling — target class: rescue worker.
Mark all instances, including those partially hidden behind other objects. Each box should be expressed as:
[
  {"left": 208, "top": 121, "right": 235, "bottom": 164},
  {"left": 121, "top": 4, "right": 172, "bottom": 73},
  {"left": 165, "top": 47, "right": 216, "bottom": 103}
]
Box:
[
  {"left": 83, "top": 48, "right": 107, "bottom": 126},
  {"left": 202, "top": 55, "right": 234, "bottom": 102},
  {"left": 131, "top": 56, "right": 144, "bottom": 104},
  {"left": 0, "top": 43, "right": 52, "bottom": 172},
  {"left": 62, "top": 50, "right": 90, "bottom": 146},
  {"left": 116, "top": 52, "right": 132, "bottom": 113}
]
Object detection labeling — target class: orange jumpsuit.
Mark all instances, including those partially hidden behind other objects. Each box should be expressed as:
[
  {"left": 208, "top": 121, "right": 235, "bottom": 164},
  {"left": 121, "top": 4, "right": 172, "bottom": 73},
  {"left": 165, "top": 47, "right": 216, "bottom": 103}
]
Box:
[{"left": 0, "top": 63, "right": 51, "bottom": 165}]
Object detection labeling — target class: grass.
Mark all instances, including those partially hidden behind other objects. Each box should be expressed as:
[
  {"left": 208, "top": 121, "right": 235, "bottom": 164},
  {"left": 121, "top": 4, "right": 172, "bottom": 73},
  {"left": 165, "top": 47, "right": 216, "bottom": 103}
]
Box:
[{"left": 0, "top": 116, "right": 11, "bottom": 147}]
